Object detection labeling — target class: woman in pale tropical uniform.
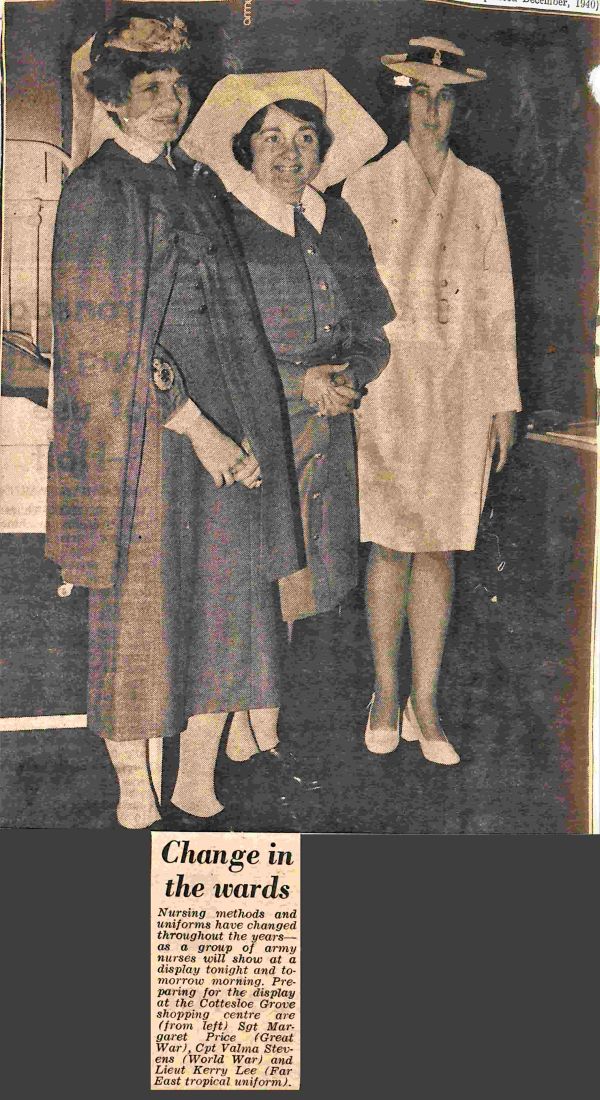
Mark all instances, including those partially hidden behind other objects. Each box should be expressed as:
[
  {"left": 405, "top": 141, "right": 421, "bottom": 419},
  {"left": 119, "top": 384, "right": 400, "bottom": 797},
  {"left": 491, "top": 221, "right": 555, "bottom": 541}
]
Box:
[{"left": 343, "top": 38, "right": 521, "bottom": 764}]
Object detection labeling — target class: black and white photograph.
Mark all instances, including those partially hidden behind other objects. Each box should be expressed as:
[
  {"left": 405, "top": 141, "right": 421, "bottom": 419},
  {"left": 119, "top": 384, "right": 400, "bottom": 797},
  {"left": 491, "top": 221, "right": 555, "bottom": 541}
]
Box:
[{"left": 1, "top": 0, "right": 598, "bottom": 836}]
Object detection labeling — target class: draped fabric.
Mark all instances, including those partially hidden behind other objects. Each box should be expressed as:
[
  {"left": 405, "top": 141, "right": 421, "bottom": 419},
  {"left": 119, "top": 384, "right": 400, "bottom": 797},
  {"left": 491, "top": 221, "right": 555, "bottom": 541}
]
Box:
[
  {"left": 47, "top": 141, "right": 299, "bottom": 738},
  {"left": 48, "top": 141, "right": 299, "bottom": 588}
]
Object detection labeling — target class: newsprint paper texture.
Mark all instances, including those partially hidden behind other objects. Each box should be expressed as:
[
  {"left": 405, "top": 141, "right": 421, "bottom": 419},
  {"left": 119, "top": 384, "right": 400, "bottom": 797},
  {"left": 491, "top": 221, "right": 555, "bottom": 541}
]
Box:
[
  {"left": 0, "top": 1, "right": 598, "bottom": 835},
  {"left": 151, "top": 833, "right": 300, "bottom": 1090},
  {"left": 0, "top": 2, "right": 599, "bottom": 1098}
]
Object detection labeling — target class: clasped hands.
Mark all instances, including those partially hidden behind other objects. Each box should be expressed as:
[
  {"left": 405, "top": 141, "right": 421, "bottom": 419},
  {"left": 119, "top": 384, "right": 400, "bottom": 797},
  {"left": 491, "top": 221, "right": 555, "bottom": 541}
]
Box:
[
  {"left": 190, "top": 421, "right": 261, "bottom": 490},
  {"left": 168, "top": 406, "right": 261, "bottom": 490},
  {"left": 302, "top": 362, "right": 359, "bottom": 417}
]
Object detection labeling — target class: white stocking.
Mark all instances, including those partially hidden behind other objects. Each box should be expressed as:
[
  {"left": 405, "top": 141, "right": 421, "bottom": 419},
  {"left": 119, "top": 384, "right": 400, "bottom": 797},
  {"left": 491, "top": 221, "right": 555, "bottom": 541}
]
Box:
[
  {"left": 105, "top": 738, "right": 159, "bottom": 830},
  {"left": 226, "top": 711, "right": 260, "bottom": 762},
  {"left": 171, "top": 713, "right": 227, "bottom": 817},
  {"left": 248, "top": 707, "right": 280, "bottom": 752}
]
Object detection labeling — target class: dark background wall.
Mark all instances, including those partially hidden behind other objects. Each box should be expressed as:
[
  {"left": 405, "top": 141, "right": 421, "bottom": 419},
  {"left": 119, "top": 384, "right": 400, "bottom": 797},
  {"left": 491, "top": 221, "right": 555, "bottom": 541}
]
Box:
[{"left": 4, "top": 0, "right": 599, "bottom": 417}]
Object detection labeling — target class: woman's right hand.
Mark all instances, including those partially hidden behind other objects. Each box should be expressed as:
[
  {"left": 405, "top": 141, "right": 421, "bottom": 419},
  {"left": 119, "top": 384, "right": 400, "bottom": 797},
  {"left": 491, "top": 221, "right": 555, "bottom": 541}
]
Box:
[{"left": 187, "top": 418, "right": 262, "bottom": 489}]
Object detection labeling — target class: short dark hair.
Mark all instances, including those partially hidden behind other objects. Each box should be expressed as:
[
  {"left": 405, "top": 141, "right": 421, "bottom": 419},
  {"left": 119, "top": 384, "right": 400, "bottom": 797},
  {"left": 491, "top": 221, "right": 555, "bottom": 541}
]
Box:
[
  {"left": 376, "top": 69, "right": 474, "bottom": 145},
  {"left": 232, "top": 99, "right": 333, "bottom": 171},
  {"left": 85, "top": 9, "right": 192, "bottom": 107}
]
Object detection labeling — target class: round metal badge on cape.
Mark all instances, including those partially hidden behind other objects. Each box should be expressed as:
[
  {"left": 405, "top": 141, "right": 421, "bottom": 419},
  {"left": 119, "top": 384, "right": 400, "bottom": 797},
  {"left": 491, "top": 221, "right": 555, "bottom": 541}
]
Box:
[{"left": 152, "top": 357, "right": 175, "bottom": 391}]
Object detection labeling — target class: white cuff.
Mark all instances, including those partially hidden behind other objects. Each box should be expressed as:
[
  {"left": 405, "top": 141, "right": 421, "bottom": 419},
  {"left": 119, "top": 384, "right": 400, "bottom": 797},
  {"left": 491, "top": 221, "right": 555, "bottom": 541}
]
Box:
[{"left": 164, "top": 398, "right": 204, "bottom": 434}]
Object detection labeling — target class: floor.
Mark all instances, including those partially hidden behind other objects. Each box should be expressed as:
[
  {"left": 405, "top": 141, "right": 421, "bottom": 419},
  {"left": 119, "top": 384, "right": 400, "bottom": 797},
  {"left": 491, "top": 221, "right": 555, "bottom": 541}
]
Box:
[{"left": 0, "top": 437, "right": 593, "bottom": 833}]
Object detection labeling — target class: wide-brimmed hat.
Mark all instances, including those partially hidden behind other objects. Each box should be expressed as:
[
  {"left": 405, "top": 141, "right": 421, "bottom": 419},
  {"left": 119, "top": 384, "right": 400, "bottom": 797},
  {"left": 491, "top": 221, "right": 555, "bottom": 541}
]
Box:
[
  {"left": 180, "top": 69, "right": 387, "bottom": 192},
  {"left": 70, "top": 13, "right": 191, "bottom": 168},
  {"left": 382, "top": 36, "right": 486, "bottom": 87}
]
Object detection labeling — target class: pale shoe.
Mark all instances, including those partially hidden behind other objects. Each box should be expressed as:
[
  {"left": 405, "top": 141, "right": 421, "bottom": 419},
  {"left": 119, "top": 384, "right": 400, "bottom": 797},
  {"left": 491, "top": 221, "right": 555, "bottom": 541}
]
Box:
[
  {"left": 226, "top": 710, "right": 260, "bottom": 762},
  {"left": 401, "top": 697, "right": 460, "bottom": 766},
  {"left": 364, "top": 695, "right": 400, "bottom": 755}
]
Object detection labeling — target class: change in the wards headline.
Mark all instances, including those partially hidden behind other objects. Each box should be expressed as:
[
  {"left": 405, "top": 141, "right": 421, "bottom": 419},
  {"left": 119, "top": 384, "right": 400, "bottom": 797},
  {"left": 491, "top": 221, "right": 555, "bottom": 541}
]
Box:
[{"left": 160, "top": 840, "right": 294, "bottom": 900}]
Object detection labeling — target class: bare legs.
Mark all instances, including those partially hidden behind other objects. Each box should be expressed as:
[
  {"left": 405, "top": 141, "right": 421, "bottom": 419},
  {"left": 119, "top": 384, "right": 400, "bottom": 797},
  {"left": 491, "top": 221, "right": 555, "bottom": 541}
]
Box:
[
  {"left": 366, "top": 544, "right": 455, "bottom": 739},
  {"left": 226, "top": 711, "right": 259, "bottom": 762},
  {"left": 107, "top": 706, "right": 281, "bottom": 828},
  {"left": 107, "top": 717, "right": 226, "bottom": 829},
  {"left": 247, "top": 708, "right": 280, "bottom": 751},
  {"left": 407, "top": 551, "right": 454, "bottom": 740},
  {"left": 366, "top": 545, "right": 411, "bottom": 728}
]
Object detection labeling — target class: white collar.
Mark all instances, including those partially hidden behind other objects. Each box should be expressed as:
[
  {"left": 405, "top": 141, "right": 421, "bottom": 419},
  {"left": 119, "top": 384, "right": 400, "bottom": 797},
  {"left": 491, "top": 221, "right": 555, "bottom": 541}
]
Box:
[
  {"left": 229, "top": 173, "right": 326, "bottom": 236},
  {"left": 112, "top": 127, "right": 174, "bottom": 166}
]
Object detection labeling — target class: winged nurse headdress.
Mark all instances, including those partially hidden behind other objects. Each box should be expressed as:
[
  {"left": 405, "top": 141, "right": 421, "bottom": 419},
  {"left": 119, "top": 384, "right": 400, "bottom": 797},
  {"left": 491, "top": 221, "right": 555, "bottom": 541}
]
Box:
[{"left": 180, "top": 69, "right": 388, "bottom": 193}]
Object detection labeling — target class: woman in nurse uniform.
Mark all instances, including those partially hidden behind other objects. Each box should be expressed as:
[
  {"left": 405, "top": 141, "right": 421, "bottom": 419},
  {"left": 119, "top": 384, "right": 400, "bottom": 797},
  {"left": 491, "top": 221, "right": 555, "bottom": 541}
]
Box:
[{"left": 343, "top": 38, "right": 521, "bottom": 764}]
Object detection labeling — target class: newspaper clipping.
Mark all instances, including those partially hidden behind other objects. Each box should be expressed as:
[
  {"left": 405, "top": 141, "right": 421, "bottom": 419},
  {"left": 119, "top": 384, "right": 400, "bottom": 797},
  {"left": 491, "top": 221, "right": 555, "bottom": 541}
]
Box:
[
  {"left": 151, "top": 833, "right": 300, "bottom": 1090},
  {"left": 1, "top": 0, "right": 598, "bottom": 837},
  {"left": 0, "top": 0, "right": 599, "bottom": 1096}
]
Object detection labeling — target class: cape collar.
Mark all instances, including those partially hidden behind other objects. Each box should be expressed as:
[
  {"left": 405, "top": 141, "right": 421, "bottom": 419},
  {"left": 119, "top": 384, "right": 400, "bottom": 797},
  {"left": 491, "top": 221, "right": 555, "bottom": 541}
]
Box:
[{"left": 229, "top": 173, "right": 326, "bottom": 237}]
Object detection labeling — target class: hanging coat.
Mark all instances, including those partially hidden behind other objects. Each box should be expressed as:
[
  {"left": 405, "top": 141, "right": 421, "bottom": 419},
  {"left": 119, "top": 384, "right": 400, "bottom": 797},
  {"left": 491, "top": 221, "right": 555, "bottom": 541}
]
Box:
[
  {"left": 343, "top": 142, "right": 521, "bottom": 552},
  {"left": 47, "top": 141, "right": 300, "bottom": 739}
]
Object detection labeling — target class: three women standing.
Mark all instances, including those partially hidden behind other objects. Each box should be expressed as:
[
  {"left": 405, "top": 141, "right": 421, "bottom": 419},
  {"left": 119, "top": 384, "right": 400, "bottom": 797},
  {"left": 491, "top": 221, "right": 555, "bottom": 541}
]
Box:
[{"left": 49, "top": 14, "right": 520, "bottom": 837}]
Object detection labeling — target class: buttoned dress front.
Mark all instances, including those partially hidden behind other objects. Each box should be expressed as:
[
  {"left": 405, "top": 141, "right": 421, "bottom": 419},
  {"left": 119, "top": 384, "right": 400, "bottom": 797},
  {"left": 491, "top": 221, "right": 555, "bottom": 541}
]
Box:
[
  {"left": 343, "top": 142, "right": 521, "bottom": 552},
  {"left": 229, "top": 186, "right": 393, "bottom": 620}
]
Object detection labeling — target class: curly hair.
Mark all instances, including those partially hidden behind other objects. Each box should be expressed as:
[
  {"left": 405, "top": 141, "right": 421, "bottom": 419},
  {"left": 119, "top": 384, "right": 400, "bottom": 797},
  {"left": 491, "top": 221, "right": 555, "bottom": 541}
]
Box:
[
  {"left": 232, "top": 99, "right": 334, "bottom": 171},
  {"left": 85, "top": 8, "right": 193, "bottom": 107}
]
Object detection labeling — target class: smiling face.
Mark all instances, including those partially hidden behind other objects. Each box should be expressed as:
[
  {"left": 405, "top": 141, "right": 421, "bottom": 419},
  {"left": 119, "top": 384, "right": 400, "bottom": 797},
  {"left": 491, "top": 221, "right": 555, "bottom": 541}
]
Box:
[
  {"left": 408, "top": 81, "right": 456, "bottom": 146},
  {"left": 112, "top": 68, "right": 191, "bottom": 153},
  {"left": 249, "top": 105, "right": 322, "bottom": 203}
]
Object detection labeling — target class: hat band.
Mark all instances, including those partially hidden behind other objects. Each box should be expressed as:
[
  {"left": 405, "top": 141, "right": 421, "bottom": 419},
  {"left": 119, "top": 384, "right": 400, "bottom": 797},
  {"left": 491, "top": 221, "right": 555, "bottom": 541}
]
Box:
[{"left": 405, "top": 46, "right": 467, "bottom": 74}]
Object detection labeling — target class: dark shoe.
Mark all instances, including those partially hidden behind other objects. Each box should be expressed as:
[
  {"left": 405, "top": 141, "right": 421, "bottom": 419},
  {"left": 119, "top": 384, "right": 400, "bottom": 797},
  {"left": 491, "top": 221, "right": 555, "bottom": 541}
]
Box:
[{"left": 157, "top": 801, "right": 227, "bottom": 830}]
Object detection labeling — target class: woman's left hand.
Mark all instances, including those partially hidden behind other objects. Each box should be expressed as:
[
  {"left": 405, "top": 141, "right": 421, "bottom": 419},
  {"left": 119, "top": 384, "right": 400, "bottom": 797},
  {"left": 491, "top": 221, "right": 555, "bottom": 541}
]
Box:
[
  {"left": 491, "top": 411, "right": 516, "bottom": 472},
  {"left": 303, "top": 364, "right": 359, "bottom": 417}
]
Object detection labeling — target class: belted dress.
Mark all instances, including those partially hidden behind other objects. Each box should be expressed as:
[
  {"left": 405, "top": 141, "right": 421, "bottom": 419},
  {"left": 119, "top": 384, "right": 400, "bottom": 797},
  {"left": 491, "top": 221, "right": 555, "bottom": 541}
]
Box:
[
  {"left": 343, "top": 142, "right": 522, "bottom": 552},
  {"left": 228, "top": 184, "right": 394, "bottom": 620},
  {"left": 47, "top": 139, "right": 300, "bottom": 741}
]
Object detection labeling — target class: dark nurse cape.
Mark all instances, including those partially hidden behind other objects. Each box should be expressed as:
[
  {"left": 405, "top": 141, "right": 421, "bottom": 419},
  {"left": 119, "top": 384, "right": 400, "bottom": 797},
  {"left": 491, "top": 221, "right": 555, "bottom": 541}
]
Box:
[{"left": 47, "top": 141, "right": 301, "bottom": 740}]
